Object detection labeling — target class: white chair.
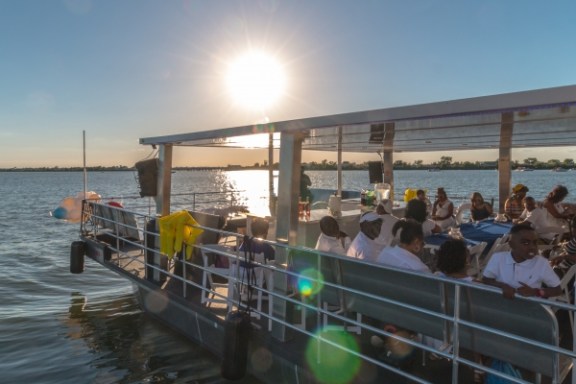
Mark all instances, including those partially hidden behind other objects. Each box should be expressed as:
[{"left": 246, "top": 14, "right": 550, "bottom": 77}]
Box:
[
  {"left": 551, "top": 264, "right": 576, "bottom": 332},
  {"left": 467, "top": 241, "right": 487, "bottom": 277},
  {"left": 200, "top": 244, "right": 234, "bottom": 308},
  {"left": 455, "top": 203, "right": 471, "bottom": 225},
  {"left": 478, "top": 235, "right": 510, "bottom": 278}
]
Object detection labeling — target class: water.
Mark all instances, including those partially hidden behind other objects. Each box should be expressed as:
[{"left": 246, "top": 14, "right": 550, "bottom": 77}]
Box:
[{"left": 1, "top": 169, "right": 574, "bottom": 383}]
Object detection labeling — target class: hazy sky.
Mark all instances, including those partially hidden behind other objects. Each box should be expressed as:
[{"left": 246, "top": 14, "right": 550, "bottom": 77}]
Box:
[{"left": 2, "top": 0, "right": 576, "bottom": 168}]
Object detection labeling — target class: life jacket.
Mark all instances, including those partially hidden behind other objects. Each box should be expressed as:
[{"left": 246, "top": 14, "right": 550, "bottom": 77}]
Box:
[{"left": 159, "top": 211, "right": 204, "bottom": 259}]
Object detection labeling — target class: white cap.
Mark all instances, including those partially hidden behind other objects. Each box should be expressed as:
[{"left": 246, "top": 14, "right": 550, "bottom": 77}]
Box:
[{"left": 360, "top": 211, "right": 381, "bottom": 223}]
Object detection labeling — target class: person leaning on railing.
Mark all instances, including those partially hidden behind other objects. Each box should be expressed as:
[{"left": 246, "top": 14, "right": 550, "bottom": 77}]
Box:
[{"left": 482, "top": 224, "right": 561, "bottom": 299}]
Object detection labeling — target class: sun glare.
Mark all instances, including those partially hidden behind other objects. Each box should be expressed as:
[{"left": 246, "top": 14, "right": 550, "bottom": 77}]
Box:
[{"left": 225, "top": 51, "right": 286, "bottom": 110}]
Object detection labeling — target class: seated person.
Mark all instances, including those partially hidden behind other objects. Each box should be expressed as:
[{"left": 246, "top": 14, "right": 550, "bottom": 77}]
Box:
[
  {"left": 551, "top": 216, "right": 576, "bottom": 273},
  {"left": 470, "top": 192, "right": 493, "bottom": 221},
  {"left": 377, "top": 219, "right": 430, "bottom": 273},
  {"left": 374, "top": 199, "right": 400, "bottom": 248},
  {"left": 315, "top": 216, "right": 350, "bottom": 255},
  {"left": 347, "top": 212, "right": 383, "bottom": 263},
  {"left": 515, "top": 196, "right": 553, "bottom": 241},
  {"left": 504, "top": 184, "right": 529, "bottom": 220},
  {"left": 405, "top": 198, "right": 440, "bottom": 237},
  {"left": 543, "top": 185, "right": 574, "bottom": 228},
  {"left": 482, "top": 224, "right": 561, "bottom": 299},
  {"left": 432, "top": 187, "right": 455, "bottom": 231},
  {"left": 238, "top": 218, "right": 275, "bottom": 263},
  {"left": 436, "top": 238, "right": 474, "bottom": 282},
  {"left": 416, "top": 189, "right": 432, "bottom": 217}
]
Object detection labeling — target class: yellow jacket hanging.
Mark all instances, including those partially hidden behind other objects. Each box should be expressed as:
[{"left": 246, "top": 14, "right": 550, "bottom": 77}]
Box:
[{"left": 159, "top": 211, "right": 204, "bottom": 259}]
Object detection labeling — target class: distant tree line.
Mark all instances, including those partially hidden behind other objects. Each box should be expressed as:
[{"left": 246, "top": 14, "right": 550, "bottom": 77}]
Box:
[{"left": 2, "top": 156, "right": 573, "bottom": 172}]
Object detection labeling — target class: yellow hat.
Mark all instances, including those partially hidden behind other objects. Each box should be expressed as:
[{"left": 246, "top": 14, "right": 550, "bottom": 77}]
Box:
[{"left": 512, "top": 184, "right": 529, "bottom": 193}]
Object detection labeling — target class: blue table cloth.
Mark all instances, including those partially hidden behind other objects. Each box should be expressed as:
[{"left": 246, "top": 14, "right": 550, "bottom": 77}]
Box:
[{"left": 425, "top": 219, "right": 512, "bottom": 249}]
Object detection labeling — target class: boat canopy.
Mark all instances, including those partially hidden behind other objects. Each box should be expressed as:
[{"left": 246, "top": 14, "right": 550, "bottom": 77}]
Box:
[{"left": 141, "top": 85, "right": 576, "bottom": 153}]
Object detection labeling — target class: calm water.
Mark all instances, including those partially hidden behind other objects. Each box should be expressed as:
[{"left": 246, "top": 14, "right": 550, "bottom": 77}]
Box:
[{"left": 0, "top": 169, "right": 574, "bottom": 383}]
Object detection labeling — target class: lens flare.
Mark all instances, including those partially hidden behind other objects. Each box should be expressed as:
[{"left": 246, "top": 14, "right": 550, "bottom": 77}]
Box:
[
  {"left": 297, "top": 268, "right": 324, "bottom": 297},
  {"left": 305, "top": 327, "right": 361, "bottom": 384}
]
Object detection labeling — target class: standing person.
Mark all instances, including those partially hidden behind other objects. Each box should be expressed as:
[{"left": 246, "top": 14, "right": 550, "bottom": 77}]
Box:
[
  {"left": 504, "top": 184, "right": 529, "bottom": 221},
  {"left": 470, "top": 192, "right": 493, "bottom": 221},
  {"left": 315, "top": 216, "right": 350, "bottom": 255},
  {"left": 299, "top": 166, "right": 313, "bottom": 202},
  {"left": 482, "top": 224, "right": 561, "bottom": 299},
  {"left": 432, "top": 187, "right": 455, "bottom": 231},
  {"left": 377, "top": 219, "right": 430, "bottom": 273},
  {"left": 347, "top": 212, "right": 384, "bottom": 263},
  {"left": 543, "top": 185, "right": 574, "bottom": 228},
  {"left": 374, "top": 199, "right": 400, "bottom": 248}
]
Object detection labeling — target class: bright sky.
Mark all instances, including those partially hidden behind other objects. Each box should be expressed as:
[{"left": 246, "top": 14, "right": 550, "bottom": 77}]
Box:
[{"left": 2, "top": 0, "right": 576, "bottom": 168}]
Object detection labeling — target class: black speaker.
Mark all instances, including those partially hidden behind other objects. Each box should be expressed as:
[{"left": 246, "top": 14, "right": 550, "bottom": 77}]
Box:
[
  {"left": 135, "top": 158, "right": 159, "bottom": 197},
  {"left": 368, "top": 161, "right": 383, "bottom": 183}
]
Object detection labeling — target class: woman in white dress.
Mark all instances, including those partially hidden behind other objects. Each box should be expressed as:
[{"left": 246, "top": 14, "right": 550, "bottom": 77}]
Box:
[
  {"left": 543, "top": 185, "right": 573, "bottom": 228},
  {"left": 432, "top": 187, "right": 455, "bottom": 231}
]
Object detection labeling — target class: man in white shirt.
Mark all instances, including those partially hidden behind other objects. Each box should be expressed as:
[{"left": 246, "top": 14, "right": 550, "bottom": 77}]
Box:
[
  {"left": 516, "top": 196, "right": 556, "bottom": 242},
  {"left": 347, "top": 211, "right": 383, "bottom": 263},
  {"left": 482, "top": 224, "right": 561, "bottom": 299}
]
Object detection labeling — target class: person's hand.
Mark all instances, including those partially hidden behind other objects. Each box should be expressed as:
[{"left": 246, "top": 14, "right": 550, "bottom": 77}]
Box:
[
  {"left": 516, "top": 282, "right": 537, "bottom": 297},
  {"left": 501, "top": 284, "right": 516, "bottom": 299},
  {"left": 550, "top": 255, "right": 567, "bottom": 266}
]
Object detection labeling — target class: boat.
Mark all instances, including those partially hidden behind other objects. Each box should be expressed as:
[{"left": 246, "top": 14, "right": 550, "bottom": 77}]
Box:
[
  {"left": 515, "top": 166, "right": 534, "bottom": 171},
  {"left": 552, "top": 167, "right": 569, "bottom": 172},
  {"left": 72, "top": 85, "right": 576, "bottom": 384}
]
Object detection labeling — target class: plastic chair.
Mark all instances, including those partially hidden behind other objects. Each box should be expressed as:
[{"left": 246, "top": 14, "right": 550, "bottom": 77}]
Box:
[
  {"left": 551, "top": 264, "right": 576, "bottom": 332},
  {"left": 455, "top": 203, "right": 471, "bottom": 225},
  {"left": 467, "top": 241, "right": 487, "bottom": 277},
  {"left": 200, "top": 244, "right": 234, "bottom": 308},
  {"left": 478, "top": 235, "right": 510, "bottom": 278}
]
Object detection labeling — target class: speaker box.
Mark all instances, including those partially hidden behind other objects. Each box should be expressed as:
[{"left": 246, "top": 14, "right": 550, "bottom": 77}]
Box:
[
  {"left": 368, "top": 161, "right": 383, "bottom": 183},
  {"left": 135, "top": 158, "right": 159, "bottom": 197}
]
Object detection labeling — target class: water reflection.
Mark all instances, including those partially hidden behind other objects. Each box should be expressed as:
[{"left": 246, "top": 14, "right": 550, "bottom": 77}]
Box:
[{"left": 65, "top": 292, "right": 260, "bottom": 383}]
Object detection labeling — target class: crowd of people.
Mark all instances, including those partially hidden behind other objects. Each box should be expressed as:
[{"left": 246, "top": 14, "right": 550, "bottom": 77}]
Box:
[{"left": 310, "top": 183, "right": 576, "bottom": 382}]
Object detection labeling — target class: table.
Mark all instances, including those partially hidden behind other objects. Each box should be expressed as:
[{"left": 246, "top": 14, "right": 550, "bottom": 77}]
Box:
[{"left": 425, "top": 219, "right": 512, "bottom": 248}]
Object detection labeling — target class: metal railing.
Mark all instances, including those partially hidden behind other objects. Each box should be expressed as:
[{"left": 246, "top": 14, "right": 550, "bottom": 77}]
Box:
[{"left": 80, "top": 200, "right": 576, "bottom": 384}]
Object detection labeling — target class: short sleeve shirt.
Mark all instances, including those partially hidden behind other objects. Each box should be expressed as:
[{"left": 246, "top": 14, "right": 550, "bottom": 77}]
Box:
[
  {"left": 347, "top": 232, "right": 384, "bottom": 263},
  {"left": 483, "top": 251, "right": 560, "bottom": 289},
  {"left": 377, "top": 245, "right": 431, "bottom": 273}
]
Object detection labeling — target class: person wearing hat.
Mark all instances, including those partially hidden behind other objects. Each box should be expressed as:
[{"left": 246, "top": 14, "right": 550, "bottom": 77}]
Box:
[
  {"left": 375, "top": 199, "right": 400, "bottom": 248},
  {"left": 346, "top": 211, "right": 384, "bottom": 263},
  {"left": 505, "top": 184, "right": 529, "bottom": 220},
  {"left": 315, "top": 216, "right": 350, "bottom": 255}
]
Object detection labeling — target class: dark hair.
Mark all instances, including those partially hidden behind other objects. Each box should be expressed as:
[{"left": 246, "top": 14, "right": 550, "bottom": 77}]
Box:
[
  {"left": 392, "top": 219, "right": 423, "bottom": 245},
  {"left": 416, "top": 189, "right": 425, "bottom": 195},
  {"left": 549, "top": 185, "right": 569, "bottom": 203},
  {"left": 251, "top": 218, "right": 270, "bottom": 238},
  {"left": 436, "top": 239, "right": 468, "bottom": 275},
  {"left": 470, "top": 192, "right": 484, "bottom": 203},
  {"left": 319, "top": 216, "right": 340, "bottom": 237},
  {"left": 509, "top": 223, "right": 535, "bottom": 236},
  {"left": 405, "top": 199, "right": 428, "bottom": 223}
]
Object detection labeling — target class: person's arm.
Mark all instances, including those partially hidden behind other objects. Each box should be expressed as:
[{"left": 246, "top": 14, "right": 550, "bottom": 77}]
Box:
[
  {"left": 431, "top": 200, "right": 438, "bottom": 216},
  {"left": 544, "top": 199, "right": 570, "bottom": 219},
  {"left": 516, "top": 282, "right": 562, "bottom": 298},
  {"left": 481, "top": 277, "right": 516, "bottom": 299}
]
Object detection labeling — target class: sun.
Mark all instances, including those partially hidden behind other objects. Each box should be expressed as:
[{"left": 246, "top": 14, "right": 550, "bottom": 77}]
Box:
[{"left": 225, "top": 51, "right": 286, "bottom": 110}]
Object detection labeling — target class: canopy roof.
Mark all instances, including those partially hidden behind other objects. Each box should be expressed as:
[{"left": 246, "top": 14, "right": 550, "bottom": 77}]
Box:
[{"left": 140, "top": 85, "right": 576, "bottom": 153}]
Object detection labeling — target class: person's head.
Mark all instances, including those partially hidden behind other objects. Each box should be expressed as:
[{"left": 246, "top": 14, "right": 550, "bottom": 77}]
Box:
[
  {"left": 376, "top": 199, "right": 393, "bottom": 215},
  {"left": 470, "top": 192, "right": 484, "bottom": 205},
  {"left": 522, "top": 196, "right": 536, "bottom": 212},
  {"left": 392, "top": 219, "right": 424, "bottom": 255},
  {"left": 405, "top": 198, "right": 428, "bottom": 223},
  {"left": 359, "top": 211, "right": 383, "bottom": 240},
  {"left": 512, "top": 183, "right": 529, "bottom": 198},
  {"left": 509, "top": 224, "right": 538, "bottom": 262},
  {"left": 436, "top": 239, "right": 470, "bottom": 276},
  {"left": 437, "top": 187, "right": 447, "bottom": 201},
  {"left": 416, "top": 189, "right": 426, "bottom": 200},
  {"left": 251, "top": 218, "right": 269, "bottom": 239},
  {"left": 547, "top": 185, "right": 569, "bottom": 203},
  {"left": 319, "top": 216, "right": 340, "bottom": 237}
]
